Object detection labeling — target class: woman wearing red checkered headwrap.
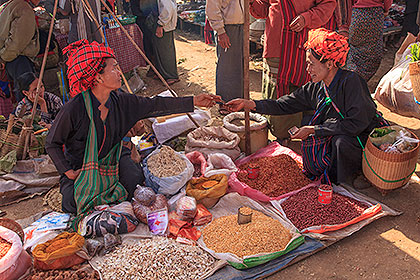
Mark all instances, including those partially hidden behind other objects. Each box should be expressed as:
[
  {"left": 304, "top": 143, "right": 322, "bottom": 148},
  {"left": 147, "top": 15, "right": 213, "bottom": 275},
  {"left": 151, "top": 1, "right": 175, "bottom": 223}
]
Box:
[
  {"left": 226, "top": 28, "right": 387, "bottom": 188},
  {"left": 46, "top": 40, "right": 221, "bottom": 216}
]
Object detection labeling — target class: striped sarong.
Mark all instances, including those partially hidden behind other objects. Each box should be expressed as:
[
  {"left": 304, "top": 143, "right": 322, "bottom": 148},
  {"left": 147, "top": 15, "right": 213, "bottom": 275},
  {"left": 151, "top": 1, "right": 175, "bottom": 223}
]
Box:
[{"left": 74, "top": 91, "right": 127, "bottom": 221}]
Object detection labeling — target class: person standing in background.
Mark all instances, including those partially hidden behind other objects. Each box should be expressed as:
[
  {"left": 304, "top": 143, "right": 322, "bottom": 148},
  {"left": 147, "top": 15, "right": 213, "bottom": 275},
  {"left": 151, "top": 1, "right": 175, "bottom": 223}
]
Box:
[
  {"left": 401, "top": 0, "right": 419, "bottom": 39},
  {"left": 250, "top": 0, "right": 336, "bottom": 141},
  {"left": 345, "top": 0, "right": 392, "bottom": 82},
  {"left": 206, "top": 0, "right": 244, "bottom": 106}
]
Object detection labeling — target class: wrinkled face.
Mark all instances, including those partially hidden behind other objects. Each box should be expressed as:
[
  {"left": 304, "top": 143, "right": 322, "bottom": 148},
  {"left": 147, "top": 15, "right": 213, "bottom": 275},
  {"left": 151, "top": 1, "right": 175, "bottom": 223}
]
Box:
[
  {"left": 24, "top": 78, "right": 45, "bottom": 101},
  {"left": 306, "top": 51, "right": 329, "bottom": 83},
  {"left": 96, "top": 58, "right": 122, "bottom": 90}
]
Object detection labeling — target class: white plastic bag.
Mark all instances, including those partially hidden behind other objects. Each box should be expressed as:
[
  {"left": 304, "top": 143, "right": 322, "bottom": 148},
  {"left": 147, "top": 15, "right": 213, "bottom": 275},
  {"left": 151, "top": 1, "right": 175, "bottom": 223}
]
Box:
[
  {"left": 204, "top": 153, "right": 238, "bottom": 177},
  {"left": 374, "top": 42, "right": 420, "bottom": 118},
  {"left": 143, "top": 149, "right": 194, "bottom": 196}
]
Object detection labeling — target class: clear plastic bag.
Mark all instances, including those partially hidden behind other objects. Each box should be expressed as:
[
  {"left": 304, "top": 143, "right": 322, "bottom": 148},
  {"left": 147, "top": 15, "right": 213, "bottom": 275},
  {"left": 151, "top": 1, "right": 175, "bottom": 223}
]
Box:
[
  {"left": 133, "top": 186, "right": 156, "bottom": 206},
  {"left": 176, "top": 196, "right": 197, "bottom": 222}
]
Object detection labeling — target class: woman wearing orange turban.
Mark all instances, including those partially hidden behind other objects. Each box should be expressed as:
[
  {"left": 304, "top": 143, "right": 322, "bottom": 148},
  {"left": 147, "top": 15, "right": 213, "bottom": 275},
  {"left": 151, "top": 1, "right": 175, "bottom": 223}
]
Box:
[{"left": 227, "top": 28, "right": 387, "bottom": 187}]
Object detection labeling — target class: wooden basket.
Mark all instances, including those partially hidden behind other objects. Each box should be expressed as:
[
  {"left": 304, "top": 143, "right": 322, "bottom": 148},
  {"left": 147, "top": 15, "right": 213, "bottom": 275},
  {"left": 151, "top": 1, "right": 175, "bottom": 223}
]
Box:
[
  {"left": 362, "top": 128, "right": 420, "bottom": 194},
  {"left": 409, "top": 61, "right": 420, "bottom": 102}
]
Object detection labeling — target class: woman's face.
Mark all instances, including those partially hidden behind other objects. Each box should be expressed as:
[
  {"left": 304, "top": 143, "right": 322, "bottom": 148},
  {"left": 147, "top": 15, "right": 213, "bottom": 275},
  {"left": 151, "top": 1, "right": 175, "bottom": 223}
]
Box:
[
  {"left": 24, "top": 78, "right": 45, "bottom": 101},
  {"left": 306, "top": 51, "right": 329, "bottom": 83},
  {"left": 96, "top": 58, "right": 122, "bottom": 90}
]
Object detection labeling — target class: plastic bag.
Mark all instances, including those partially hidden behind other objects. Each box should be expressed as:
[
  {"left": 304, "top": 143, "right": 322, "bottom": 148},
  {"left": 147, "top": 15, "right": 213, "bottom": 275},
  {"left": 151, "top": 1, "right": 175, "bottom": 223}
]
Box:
[
  {"left": 0, "top": 226, "right": 32, "bottom": 280},
  {"left": 78, "top": 202, "right": 139, "bottom": 238},
  {"left": 186, "top": 151, "right": 207, "bottom": 178},
  {"left": 186, "top": 174, "right": 228, "bottom": 201},
  {"left": 228, "top": 142, "right": 319, "bottom": 202},
  {"left": 193, "top": 204, "right": 212, "bottom": 226},
  {"left": 132, "top": 193, "right": 168, "bottom": 223},
  {"left": 32, "top": 232, "right": 86, "bottom": 270},
  {"left": 374, "top": 42, "right": 420, "bottom": 118},
  {"left": 176, "top": 196, "right": 197, "bottom": 222},
  {"left": 204, "top": 153, "right": 238, "bottom": 177},
  {"left": 147, "top": 209, "right": 169, "bottom": 235},
  {"left": 185, "top": 126, "right": 241, "bottom": 160},
  {"left": 121, "top": 69, "right": 145, "bottom": 94},
  {"left": 143, "top": 148, "right": 194, "bottom": 195},
  {"left": 134, "top": 186, "right": 156, "bottom": 206}
]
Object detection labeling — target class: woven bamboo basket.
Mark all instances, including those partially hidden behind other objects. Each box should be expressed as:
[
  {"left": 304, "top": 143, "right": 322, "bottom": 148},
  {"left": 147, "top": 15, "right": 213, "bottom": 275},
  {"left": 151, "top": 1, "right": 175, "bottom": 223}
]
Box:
[
  {"left": 362, "top": 128, "right": 420, "bottom": 194},
  {"left": 0, "top": 218, "right": 24, "bottom": 243},
  {"left": 409, "top": 61, "right": 420, "bottom": 101}
]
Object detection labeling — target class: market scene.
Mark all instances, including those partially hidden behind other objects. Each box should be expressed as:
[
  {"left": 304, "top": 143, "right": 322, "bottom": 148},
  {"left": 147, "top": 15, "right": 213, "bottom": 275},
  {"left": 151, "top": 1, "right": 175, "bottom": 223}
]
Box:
[{"left": 0, "top": 0, "right": 420, "bottom": 278}]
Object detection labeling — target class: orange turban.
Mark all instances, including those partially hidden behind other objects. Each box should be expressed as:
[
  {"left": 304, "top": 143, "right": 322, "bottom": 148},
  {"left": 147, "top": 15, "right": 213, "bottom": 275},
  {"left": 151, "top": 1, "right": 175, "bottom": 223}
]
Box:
[{"left": 304, "top": 28, "right": 349, "bottom": 67}]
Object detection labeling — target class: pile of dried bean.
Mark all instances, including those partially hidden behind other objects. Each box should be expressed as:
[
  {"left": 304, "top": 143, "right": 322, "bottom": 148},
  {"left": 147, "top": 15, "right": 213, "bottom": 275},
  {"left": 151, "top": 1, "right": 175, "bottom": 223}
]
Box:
[
  {"left": 96, "top": 237, "right": 216, "bottom": 280},
  {"left": 237, "top": 155, "right": 312, "bottom": 197},
  {"left": 27, "top": 270, "right": 99, "bottom": 280},
  {"left": 0, "top": 237, "right": 11, "bottom": 259},
  {"left": 202, "top": 207, "right": 292, "bottom": 258},
  {"left": 147, "top": 146, "right": 186, "bottom": 177},
  {"left": 282, "top": 187, "right": 369, "bottom": 230},
  {"left": 198, "top": 134, "right": 230, "bottom": 143},
  {"left": 193, "top": 163, "right": 202, "bottom": 177}
]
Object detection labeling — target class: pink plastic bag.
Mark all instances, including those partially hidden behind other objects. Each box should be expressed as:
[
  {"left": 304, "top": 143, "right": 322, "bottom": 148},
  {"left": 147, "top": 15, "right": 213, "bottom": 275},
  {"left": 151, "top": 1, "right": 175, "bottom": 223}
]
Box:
[
  {"left": 228, "top": 142, "right": 319, "bottom": 202},
  {"left": 186, "top": 151, "right": 207, "bottom": 178}
]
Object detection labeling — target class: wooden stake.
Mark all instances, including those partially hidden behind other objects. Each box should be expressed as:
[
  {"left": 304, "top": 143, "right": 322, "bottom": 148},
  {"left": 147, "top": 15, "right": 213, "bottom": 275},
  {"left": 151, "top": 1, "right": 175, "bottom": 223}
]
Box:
[
  {"left": 98, "top": 0, "right": 200, "bottom": 128},
  {"left": 80, "top": 0, "right": 133, "bottom": 93},
  {"left": 22, "top": 0, "right": 59, "bottom": 159},
  {"left": 243, "top": 0, "right": 251, "bottom": 155}
]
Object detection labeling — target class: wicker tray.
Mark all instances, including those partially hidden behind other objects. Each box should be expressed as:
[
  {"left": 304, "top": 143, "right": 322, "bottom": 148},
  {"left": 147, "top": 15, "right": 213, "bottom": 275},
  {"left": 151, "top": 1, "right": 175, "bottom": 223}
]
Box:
[{"left": 0, "top": 218, "right": 24, "bottom": 243}]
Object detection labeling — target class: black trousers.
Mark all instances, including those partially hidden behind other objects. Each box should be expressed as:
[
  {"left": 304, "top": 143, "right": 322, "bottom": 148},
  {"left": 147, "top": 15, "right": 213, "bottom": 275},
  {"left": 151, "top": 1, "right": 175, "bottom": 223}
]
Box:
[
  {"left": 5, "top": 55, "right": 34, "bottom": 101},
  {"left": 60, "top": 147, "right": 144, "bottom": 213},
  {"left": 328, "top": 135, "right": 366, "bottom": 185}
]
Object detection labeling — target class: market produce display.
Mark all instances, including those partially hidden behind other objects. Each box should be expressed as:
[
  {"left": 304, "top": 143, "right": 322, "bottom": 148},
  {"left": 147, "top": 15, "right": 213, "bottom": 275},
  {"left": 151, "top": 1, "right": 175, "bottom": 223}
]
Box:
[
  {"left": 132, "top": 186, "right": 168, "bottom": 224},
  {"left": 237, "top": 154, "right": 312, "bottom": 197},
  {"left": 96, "top": 237, "right": 216, "bottom": 280},
  {"left": 26, "top": 268, "right": 99, "bottom": 280},
  {"left": 202, "top": 207, "right": 292, "bottom": 258},
  {"left": 147, "top": 146, "right": 186, "bottom": 177},
  {"left": 281, "top": 187, "right": 369, "bottom": 230},
  {"left": 0, "top": 236, "right": 11, "bottom": 259}
]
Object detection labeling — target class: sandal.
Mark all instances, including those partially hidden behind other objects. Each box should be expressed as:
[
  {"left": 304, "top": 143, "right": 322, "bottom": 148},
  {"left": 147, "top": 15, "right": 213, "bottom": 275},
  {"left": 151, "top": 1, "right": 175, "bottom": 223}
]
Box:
[{"left": 166, "top": 78, "right": 180, "bottom": 85}]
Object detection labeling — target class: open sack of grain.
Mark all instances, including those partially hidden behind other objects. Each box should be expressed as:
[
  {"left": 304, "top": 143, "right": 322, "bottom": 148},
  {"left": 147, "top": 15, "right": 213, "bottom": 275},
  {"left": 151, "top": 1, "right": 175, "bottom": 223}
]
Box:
[
  {"left": 143, "top": 146, "right": 193, "bottom": 195},
  {"left": 228, "top": 141, "right": 319, "bottom": 202},
  {"left": 197, "top": 193, "right": 304, "bottom": 269},
  {"left": 270, "top": 185, "right": 400, "bottom": 240}
]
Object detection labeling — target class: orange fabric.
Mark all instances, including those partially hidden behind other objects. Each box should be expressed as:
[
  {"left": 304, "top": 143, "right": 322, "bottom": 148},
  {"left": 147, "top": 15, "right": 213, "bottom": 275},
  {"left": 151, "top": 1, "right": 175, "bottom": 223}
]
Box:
[
  {"left": 32, "top": 232, "right": 85, "bottom": 262},
  {"left": 34, "top": 254, "right": 86, "bottom": 271},
  {"left": 304, "top": 28, "right": 349, "bottom": 67},
  {"left": 168, "top": 219, "right": 202, "bottom": 241}
]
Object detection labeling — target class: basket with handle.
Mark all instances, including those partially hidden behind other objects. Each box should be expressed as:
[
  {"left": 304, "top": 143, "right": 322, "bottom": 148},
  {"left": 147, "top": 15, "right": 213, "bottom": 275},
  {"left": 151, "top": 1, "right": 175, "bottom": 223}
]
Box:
[
  {"left": 409, "top": 61, "right": 420, "bottom": 101},
  {"left": 362, "top": 127, "right": 420, "bottom": 194}
]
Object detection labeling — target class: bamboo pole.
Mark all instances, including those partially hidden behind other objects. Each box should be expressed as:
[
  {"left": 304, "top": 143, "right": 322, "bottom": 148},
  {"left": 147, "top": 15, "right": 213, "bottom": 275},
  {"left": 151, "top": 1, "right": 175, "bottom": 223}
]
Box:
[
  {"left": 80, "top": 0, "right": 133, "bottom": 93},
  {"left": 98, "top": 0, "right": 200, "bottom": 128},
  {"left": 22, "top": 0, "right": 59, "bottom": 159},
  {"left": 243, "top": 0, "right": 251, "bottom": 155}
]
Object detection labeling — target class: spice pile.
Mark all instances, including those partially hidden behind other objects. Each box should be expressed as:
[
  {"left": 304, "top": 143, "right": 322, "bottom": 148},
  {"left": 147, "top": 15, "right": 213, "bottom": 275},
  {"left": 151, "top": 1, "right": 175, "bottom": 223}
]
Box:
[
  {"left": 202, "top": 207, "right": 292, "bottom": 258},
  {"left": 147, "top": 146, "right": 186, "bottom": 177},
  {"left": 237, "top": 155, "right": 312, "bottom": 197},
  {"left": 27, "top": 268, "right": 99, "bottom": 280},
  {"left": 282, "top": 187, "right": 369, "bottom": 230},
  {"left": 96, "top": 237, "right": 216, "bottom": 280},
  {"left": 0, "top": 236, "right": 11, "bottom": 259}
]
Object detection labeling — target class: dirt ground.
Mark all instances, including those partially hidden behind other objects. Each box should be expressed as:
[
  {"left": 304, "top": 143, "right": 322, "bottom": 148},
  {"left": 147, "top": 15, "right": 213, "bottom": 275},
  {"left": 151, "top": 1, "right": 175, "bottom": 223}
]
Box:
[{"left": 2, "top": 31, "right": 420, "bottom": 279}]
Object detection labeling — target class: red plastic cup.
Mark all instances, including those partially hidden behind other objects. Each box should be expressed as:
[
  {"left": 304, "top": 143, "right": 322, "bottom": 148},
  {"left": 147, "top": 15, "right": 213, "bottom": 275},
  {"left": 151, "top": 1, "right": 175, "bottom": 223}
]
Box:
[
  {"left": 247, "top": 166, "right": 260, "bottom": 180},
  {"left": 318, "top": 184, "right": 333, "bottom": 204}
]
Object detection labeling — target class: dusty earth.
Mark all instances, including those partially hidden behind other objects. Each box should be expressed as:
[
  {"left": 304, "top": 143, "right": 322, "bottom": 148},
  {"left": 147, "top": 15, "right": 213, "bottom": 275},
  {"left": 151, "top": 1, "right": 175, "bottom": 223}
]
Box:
[{"left": 2, "top": 31, "right": 420, "bottom": 279}]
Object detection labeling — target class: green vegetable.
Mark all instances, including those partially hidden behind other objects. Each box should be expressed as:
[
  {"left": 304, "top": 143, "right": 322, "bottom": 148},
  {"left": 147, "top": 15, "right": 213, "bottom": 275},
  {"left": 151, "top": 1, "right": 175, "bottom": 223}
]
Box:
[
  {"left": 407, "top": 43, "right": 420, "bottom": 62},
  {"left": 371, "top": 128, "right": 395, "bottom": 138}
]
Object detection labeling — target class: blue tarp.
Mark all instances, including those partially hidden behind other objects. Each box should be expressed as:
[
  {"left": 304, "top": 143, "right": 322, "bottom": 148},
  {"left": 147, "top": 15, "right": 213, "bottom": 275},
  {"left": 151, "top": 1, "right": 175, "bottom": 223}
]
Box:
[{"left": 207, "top": 237, "right": 324, "bottom": 280}]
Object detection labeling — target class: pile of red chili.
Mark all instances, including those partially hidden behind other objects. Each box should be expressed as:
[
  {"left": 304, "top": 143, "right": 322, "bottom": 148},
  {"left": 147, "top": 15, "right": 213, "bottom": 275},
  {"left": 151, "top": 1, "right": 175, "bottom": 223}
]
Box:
[
  {"left": 237, "top": 154, "right": 312, "bottom": 197},
  {"left": 0, "top": 236, "right": 12, "bottom": 259},
  {"left": 282, "top": 187, "right": 369, "bottom": 230}
]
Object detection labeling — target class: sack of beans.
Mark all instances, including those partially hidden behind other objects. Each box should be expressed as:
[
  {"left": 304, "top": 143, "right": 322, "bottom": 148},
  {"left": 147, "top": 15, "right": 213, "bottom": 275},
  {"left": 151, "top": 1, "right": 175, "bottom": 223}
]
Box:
[
  {"left": 185, "top": 126, "right": 241, "bottom": 160},
  {"left": 186, "top": 151, "right": 207, "bottom": 178},
  {"left": 176, "top": 196, "right": 197, "bottom": 222},
  {"left": 186, "top": 174, "right": 228, "bottom": 208},
  {"left": 132, "top": 186, "right": 168, "bottom": 224},
  {"left": 0, "top": 226, "right": 32, "bottom": 280},
  {"left": 229, "top": 142, "right": 317, "bottom": 202},
  {"left": 204, "top": 153, "right": 237, "bottom": 177},
  {"left": 143, "top": 145, "right": 194, "bottom": 195},
  {"left": 271, "top": 185, "right": 383, "bottom": 236},
  {"left": 32, "top": 232, "right": 87, "bottom": 270}
]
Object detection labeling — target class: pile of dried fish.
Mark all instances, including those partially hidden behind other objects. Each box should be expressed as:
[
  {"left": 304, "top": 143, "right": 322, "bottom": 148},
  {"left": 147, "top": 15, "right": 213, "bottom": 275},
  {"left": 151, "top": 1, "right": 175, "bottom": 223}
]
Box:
[
  {"left": 96, "top": 237, "right": 216, "bottom": 280},
  {"left": 147, "top": 146, "right": 186, "bottom": 177}
]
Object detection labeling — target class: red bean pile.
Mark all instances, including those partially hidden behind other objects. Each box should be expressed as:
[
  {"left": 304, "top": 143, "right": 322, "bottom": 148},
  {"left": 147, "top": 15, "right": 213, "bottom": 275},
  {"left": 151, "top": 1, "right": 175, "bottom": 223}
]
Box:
[
  {"left": 193, "top": 163, "right": 202, "bottom": 177},
  {"left": 0, "top": 237, "right": 11, "bottom": 260},
  {"left": 282, "top": 187, "right": 369, "bottom": 230},
  {"left": 237, "top": 154, "right": 312, "bottom": 197}
]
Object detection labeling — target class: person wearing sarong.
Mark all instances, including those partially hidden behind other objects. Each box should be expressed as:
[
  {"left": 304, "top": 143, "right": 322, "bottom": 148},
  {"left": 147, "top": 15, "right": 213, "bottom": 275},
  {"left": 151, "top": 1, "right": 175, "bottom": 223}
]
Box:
[
  {"left": 152, "top": 0, "right": 179, "bottom": 85},
  {"left": 206, "top": 0, "right": 244, "bottom": 103},
  {"left": 345, "top": 0, "right": 392, "bottom": 82},
  {"left": 227, "top": 28, "right": 385, "bottom": 186},
  {"left": 250, "top": 0, "right": 337, "bottom": 140},
  {"left": 45, "top": 40, "right": 221, "bottom": 215}
]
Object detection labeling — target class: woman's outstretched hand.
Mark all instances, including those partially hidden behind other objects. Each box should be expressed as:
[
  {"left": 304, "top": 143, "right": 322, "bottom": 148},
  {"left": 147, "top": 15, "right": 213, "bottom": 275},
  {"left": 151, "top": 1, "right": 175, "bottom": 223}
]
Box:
[
  {"left": 193, "top": 94, "right": 222, "bottom": 107},
  {"left": 225, "top": 99, "right": 256, "bottom": 112}
]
